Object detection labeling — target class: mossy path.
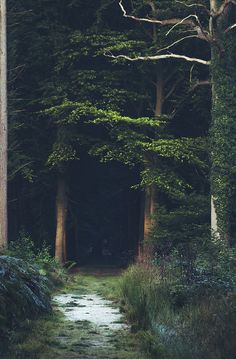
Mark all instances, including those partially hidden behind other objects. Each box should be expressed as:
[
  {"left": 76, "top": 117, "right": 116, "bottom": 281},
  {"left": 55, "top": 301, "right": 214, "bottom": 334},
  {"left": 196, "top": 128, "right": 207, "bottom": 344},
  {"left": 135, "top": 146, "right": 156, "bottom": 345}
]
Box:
[{"left": 8, "top": 267, "right": 149, "bottom": 359}]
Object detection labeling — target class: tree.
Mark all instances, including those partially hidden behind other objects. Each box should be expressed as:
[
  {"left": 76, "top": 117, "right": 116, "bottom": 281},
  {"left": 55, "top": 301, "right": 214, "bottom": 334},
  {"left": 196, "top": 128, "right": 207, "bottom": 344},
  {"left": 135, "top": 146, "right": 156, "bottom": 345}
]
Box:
[
  {"left": 110, "top": 0, "right": 236, "bottom": 243},
  {"left": 7, "top": 0, "right": 209, "bottom": 264},
  {"left": 210, "top": 1, "right": 236, "bottom": 242},
  {"left": 0, "top": 0, "right": 7, "bottom": 250},
  {"left": 7, "top": 0, "right": 146, "bottom": 262}
]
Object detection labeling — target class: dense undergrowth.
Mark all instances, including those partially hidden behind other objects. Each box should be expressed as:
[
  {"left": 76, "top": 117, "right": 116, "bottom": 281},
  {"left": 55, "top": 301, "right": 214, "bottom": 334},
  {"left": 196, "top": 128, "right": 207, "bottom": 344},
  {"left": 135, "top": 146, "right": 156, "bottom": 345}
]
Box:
[
  {"left": 120, "top": 250, "right": 236, "bottom": 359},
  {"left": 0, "top": 235, "right": 68, "bottom": 357},
  {"left": 119, "top": 196, "right": 236, "bottom": 359},
  {"left": 121, "top": 246, "right": 236, "bottom": 359}
]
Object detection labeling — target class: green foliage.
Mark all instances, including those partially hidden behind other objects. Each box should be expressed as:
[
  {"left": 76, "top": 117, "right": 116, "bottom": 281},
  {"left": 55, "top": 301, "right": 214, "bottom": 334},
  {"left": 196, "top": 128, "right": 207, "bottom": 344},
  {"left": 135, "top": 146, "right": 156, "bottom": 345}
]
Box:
[
  {"left": 141, "top": 138, "right": 208, "bottom": 168},
  {"left": 44, "top": 100, "right": 165, "bottom": 128},
  {"left": 119, "top": 189, "right": 234, "bottom": 359},
  {"left": 7, "top": 2, "right": 236, "bottom": 359},
  {"left": 44, "top": 100, "right": 208, "bottom": 199},
  {"left": 152, "top": 194, "right": 210, "bottom": 256},
  {"left": 137, "top": 168, "right": 192, "bottom": 199},
  {"left": 120, "top": 245, "right": 236, "bottom": 359},
  {"left": 0, "top": 256, "right": 51, "bottom": 354},
  {"left": 5, "top": 271, "right": 151, "bottom": 359},
  {"left": 137, "top": 330, "right": 167, "bottom": 359},
  {"left": 6, "top": 234, "right": 68, "bottom": 286},
  {"left": 47, "top": 144, "right": 78, "bottom": 168},
  {"left": 120, "top": 264, "right": 153, "bottom": 329},
  {"left": 7, "top": 0, "right": 210, "bottom": 251}
]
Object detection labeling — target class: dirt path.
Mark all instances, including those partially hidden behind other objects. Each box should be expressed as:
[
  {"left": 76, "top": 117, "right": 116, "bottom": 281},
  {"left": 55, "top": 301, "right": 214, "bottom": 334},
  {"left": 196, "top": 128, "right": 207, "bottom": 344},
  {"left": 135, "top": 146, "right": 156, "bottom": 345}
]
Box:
[
  {"left": 49, "top": 270, "right": 148, "bottom": 359},
  {"left": 9, "top": 268, "right": 149, "bottom": 359}
]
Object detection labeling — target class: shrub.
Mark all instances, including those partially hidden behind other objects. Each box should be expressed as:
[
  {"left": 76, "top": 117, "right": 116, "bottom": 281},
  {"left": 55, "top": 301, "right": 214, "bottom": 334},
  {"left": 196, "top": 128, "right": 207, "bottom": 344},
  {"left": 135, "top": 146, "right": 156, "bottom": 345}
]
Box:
[
  {"left": 0, "top": 256, "right": 51, "bottom": 354},
  {"left": 120, "top": 243, "right": 236, "bottom": 359},
  {"left": 6, "top": 233, "right": 68, "bottom": 286}
]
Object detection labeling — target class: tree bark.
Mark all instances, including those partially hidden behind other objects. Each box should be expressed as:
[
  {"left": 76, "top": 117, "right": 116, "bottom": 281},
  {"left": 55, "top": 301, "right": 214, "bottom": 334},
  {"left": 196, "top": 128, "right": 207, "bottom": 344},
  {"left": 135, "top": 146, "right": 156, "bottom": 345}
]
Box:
[
  {"left": 0, "top": 0, "right": 7, "bottom": 251},
  {"left": 155, "top": 67, "right": 163, "bottom": 117},
  {"left": 210, "top": 0, "right": 218, "bottom": 13},
  {"left": 55, "top": 176, "right": 68, "bottom": 263},
  {"left": 142, "top": 185, "right": 156, "bottom": 255},
  {"left": 140, "top": 64, "right": 163, "bottom": 258},
  {"left": 211, "top": 196, "right": 219, "bottom": 237}
]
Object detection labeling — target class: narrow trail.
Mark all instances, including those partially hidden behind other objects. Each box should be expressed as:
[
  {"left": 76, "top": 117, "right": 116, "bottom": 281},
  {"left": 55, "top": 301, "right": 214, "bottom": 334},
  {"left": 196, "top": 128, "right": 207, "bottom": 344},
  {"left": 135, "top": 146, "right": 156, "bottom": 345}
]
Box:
[
  {"left": 15, "top": 267, "right": 149, "bottom": 359},
  {"left": 49, "top": 268, "right": 148, "bottom": 359}
]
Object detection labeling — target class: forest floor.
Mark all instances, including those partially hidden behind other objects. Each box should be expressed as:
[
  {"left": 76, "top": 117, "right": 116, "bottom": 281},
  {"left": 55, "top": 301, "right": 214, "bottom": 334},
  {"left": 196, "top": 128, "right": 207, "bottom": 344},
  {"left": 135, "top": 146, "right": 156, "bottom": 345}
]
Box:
[{"left": 7, "top": 267, "right": 149, "bottom": 359}]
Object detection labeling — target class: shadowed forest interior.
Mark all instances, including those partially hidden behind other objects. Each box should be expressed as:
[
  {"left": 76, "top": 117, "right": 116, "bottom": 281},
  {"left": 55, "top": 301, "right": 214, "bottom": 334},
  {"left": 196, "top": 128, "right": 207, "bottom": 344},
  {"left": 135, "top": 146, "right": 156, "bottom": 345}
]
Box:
[
  {"left": 7, "top": 0, "right": 210, "bottom": 263},
  {"left": 1, "top": 1, "right": 236, "bottom": 358},
  {"left": 9, "top": 154, "right": 140, "bottom": 264}
]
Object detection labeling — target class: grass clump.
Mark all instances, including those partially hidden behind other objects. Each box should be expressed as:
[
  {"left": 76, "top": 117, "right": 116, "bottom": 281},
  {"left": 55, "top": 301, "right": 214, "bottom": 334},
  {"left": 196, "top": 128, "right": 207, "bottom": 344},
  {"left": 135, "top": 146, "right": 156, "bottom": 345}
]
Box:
[{"left": 119, "top": 243, "right": 236, "bottom": 359}]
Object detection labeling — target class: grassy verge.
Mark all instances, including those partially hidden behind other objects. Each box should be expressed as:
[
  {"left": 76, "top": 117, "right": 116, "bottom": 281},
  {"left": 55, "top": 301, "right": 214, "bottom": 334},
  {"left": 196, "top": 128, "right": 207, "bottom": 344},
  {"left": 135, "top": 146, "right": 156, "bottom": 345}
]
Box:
[{"left": 119, "top": 260, "right": 236, "bottom": 359}]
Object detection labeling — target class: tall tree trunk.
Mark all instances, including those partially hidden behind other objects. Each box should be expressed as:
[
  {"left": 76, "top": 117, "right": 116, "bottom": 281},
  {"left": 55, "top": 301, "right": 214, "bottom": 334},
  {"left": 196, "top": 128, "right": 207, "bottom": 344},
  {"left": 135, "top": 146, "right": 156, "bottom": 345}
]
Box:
[
  {"left": 0, "top": 0, "right": 7, "bottom": 251},
  {"left": 138, "top": 191, "right": 145, "bottom": 257},
  {"left": 55, "top": 176, "right": 68, "bottom": 263},
  {"left": 140, "top": 65, "right": 163, "bottom": 258},
  {"left": 211, "top": 196, "right": 219, "bottom": 238},
  {"left": 210, "top": 0, "right": 236, "bottom": 242},
  {"left": 155, "top": 68, "right": 163, "bottom": 117},
  {"left": 142, "top": 184, "right": 156, "bottom": 256}
]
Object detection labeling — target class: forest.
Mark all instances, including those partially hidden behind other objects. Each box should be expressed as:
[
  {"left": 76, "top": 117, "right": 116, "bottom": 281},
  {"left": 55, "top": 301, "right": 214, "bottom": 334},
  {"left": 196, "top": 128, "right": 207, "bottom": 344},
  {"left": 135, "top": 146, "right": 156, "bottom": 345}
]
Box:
[{"left": 0, "top": 0, "right": 236, "bottom": 358}]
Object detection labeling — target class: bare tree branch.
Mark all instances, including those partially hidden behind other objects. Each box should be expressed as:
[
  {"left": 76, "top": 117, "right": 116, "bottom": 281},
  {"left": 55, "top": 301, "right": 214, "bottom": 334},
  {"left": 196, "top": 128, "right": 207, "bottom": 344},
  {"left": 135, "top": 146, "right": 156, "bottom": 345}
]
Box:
[
  {"left": 105, "top": 52, "right": 210, "bottom": 66},
  {"left": 165, "top": 14, "right": 211, "bottom": 42},
  {"left": 225, "top": 23, "right": 236, "bottom": 33},
  {"left": 119, "top": 1, "right": 211, "bottom": 43},
  {"left": 164, "top": 68, "right": 178, "bottom": 86},
  {"left": 113, "top": 1, "right": 212, "bottom": 67},
  {"left": 119, "top": 0, "right": 194, "bottom": 26},
  {"left": 166, "top": 14, "right": 201, "bottom": 35},
  {"left": 213, "top": 0, "right": 236, "bottom": 17},
  {"left": 170, "top": 80, "right": 211, "bottom": 118},
  {"left": 165, "top": 78, "right": 183, "bottom": 101},
  {"left": 156, "top": 35, "right": 209, "bottom": 55},
  {"left": 175, "top": 0, "right": 210, "bottom": 14},
  {"left": 190, "top": 80, "right": 211, "bottom": 92}
]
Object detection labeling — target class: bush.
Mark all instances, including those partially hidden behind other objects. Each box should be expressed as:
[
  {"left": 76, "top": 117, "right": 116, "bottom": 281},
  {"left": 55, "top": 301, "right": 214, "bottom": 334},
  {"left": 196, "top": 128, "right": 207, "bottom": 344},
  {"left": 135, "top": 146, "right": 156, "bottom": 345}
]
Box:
[
  {"left": 6, "top": 234, "right": 68, "bottom": 286},
  {"left": 120, "top": 243, "right": 236, "bottom": 359},
  {"left": 0, "top": 256, "right": 52, "bottom": 354},
  {"left": 119, "top": 193, "right": 235, "bottom": 358}
]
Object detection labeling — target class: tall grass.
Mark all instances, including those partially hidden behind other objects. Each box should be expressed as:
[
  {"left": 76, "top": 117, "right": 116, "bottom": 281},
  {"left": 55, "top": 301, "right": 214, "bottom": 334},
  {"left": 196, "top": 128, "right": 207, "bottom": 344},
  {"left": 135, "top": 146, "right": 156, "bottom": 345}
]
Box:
[{"left": 119, "top": 259, "right": 236, "bottom": 359}]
